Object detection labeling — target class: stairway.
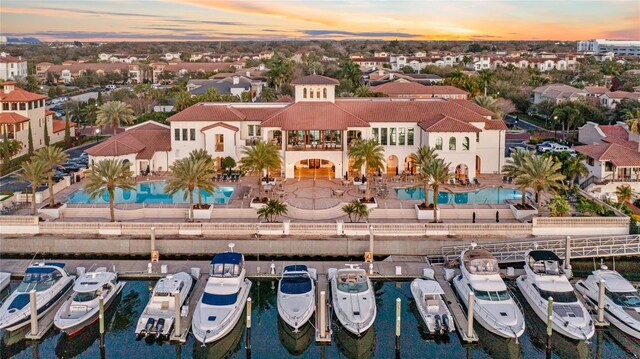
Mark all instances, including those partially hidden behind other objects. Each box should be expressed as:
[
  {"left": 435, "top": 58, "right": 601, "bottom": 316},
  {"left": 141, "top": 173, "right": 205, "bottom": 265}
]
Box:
[{"left": 285, "top": 202, "right": 346, "bottom": 220}]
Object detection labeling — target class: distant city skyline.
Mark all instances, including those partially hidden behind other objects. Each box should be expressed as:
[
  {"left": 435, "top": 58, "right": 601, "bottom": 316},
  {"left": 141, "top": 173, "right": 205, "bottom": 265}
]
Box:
[{"left": 1, "top": 0, "right": 639, "bottom": 42}]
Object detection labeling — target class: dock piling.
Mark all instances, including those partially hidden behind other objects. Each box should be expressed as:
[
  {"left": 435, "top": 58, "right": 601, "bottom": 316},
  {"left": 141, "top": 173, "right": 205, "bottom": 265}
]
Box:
[
  {"left": 174, "top": 292, "right": 181, "bottom": 337},
  {"left": 546, "top": 296, "right": 553, "bottom": 355},
  {"left": 597, "top": 279, "right": 605, "bottom": 323},
  {"left": 395, "top": 297, "right": 401, "bottom": 359},
  {"left": 246, "top": 297, "right": 252, "bottom": 358},
  {"left": 29, "top": 289, "right": 38, "bottom": 336},
  {"left": 99, "top": 294, "right": 105, "bottom": 348},
  {"left": 466, "top": 292, "right": 474, "bottom": 339}
]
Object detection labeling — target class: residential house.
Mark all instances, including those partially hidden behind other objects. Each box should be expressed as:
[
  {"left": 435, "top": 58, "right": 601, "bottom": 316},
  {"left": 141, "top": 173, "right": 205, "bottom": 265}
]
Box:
[
  {"left": 370, "top": 82, "right": 469, "bottom": 99},
  {"left": 36, "top": 62, "right": 144, "bottom": 84},
  {"left": 186, "top": 75, "right": 264, "bottom": 99},
  {"left": 151, "top": 62, "right": 243, "bottom": 83},
  {"left": 532, "top": 84, "right": 588, "bottom": 105},
  {"left": 0, "top": 52, "right": 28, "bottom": 80},
  {"left": 599, "top": 91, "right": 640, "bottom": 109}
]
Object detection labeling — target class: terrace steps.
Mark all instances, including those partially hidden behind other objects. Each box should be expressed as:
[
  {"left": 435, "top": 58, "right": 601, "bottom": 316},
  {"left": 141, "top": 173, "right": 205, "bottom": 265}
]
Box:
[{"left": 284, "top": 202, "right": 346, "bottom": 220}]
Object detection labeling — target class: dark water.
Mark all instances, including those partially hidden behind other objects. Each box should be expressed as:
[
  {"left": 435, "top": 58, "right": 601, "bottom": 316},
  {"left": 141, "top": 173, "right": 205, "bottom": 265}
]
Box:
[{"left": 1, "top": 280, "right": 638, "bottom": 359}]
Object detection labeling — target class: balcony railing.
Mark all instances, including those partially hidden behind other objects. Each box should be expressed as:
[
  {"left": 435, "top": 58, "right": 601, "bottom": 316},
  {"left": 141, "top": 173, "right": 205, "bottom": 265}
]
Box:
[{"left": 286, "top": 142, "right": 342, "bottom": 151}]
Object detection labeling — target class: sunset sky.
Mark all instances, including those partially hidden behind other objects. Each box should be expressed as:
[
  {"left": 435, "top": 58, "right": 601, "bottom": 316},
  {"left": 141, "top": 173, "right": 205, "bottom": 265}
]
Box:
[{"left": 1, "top": 0, "right": 639, "bottom": 42}]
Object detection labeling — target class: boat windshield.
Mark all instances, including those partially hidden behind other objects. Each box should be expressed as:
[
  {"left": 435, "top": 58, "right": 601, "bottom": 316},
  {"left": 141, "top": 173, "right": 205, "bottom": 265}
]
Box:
[
  {"left": 202, "top": 291, "right": 239, "bottom": 306},
  {"left": 337, "top": 273, "right": 368, "bottom": 293},
  {"left": 473, "top": 289, "right": 511, "bottom": 301},
  {"left": 74, "top": 290, "right": 98, "bottom": 302},
  {"left": 211, "top": 263, "right": 241, "bottom": 277},
  {"left": 606, "top": 290, "right": 640, "bottom": 308},
  {"left": 531, "top": 260, "right": 562, "bottom": 275},
  {"left": 16, "top": 271, "right": 62, "bottom": 292},
  {"left": 536, "top": 287, "right": 577, "bottom": 303},
  {"left": 467, "top": 258, "right": 499, "bottom": 274},
  {"left": 281, "top": 276, "right": 312, "bottom": 295}
]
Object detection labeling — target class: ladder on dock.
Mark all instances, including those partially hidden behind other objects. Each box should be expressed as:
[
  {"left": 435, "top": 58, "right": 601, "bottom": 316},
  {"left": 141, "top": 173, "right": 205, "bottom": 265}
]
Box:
[
  {"left": 170, "top": 273, "right": 207, "bottom": 343},
  {"left": 314, "top": 274, "right": 332, "bottom": 343},
  {"left": 426, "top": 235, "right": 640, "bottom": 264},
  {"left": 432, "top": 266, "right": 478, "bottom": 343}
]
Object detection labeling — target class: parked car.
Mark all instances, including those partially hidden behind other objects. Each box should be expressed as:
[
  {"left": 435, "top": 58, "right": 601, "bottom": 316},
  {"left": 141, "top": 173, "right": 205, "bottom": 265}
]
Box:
[
  {"left": 105, "top": 84, "right": 116, "bottom": 90},
  {"left": 509, "top": 145, "right": 527, "bottom": 154},
  {"left": 551, "top": 145, "right": 576, "bottom": 154},
  {"left": 537, "top": 141, "right": 558, "bottom": 153},
  {"left": 52, "top": 170, "right": 66, "bottom": 182}
]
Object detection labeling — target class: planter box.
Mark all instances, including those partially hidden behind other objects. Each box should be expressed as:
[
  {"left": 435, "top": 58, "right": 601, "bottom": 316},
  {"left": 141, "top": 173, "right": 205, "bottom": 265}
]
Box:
[
  {"left": 510, "top": 204, "right": 538, "bottom": 220},
  {"left": 250, "top": 199, "right": 267, "bottom": 209},
  {"left": 415, "top": 204, "right": 439, "bottom": 220},
  {"left": 192, "top": 205, "right": 213, "bottom": 220},
  {"left": 361, "top": 197, "right": 377, "bottom": 210},
  {"left": 38, "top": 203, "right": 67, "bottom": 220}
]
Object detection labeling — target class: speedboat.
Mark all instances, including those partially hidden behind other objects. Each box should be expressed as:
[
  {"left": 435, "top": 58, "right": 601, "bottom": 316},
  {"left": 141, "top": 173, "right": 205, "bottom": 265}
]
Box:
[
  {"left": 452, "top": 247, "right": 525, "bottom": 338},
  {"left": 516, "top": 250, "right": 594, "bottom": 340},
  {"left": 0, "top": 262, "right": 75, "bottom": 332},
  {"left": 54, "top": 268, "right": 125, "bottom": 336},
  {"left": 411, "top": 277, "right": 455, "bottom": 334},
  {"left": 575, "top": 265, "right": 640, "bottom": 339},
  {"left": 277, "top": 265, "right": 316, "bottom": 331},
  {"left": 328, "top": 264, "right": 376, "bottom": 336},
  {"left": 192, "top": 249, "right": 252, "bottom": 344},
  {"left": 0, "top": 272, "right": 9, "bottom": 293},
  {"left": 135, "top": 272, "right": 193, "bottom": 339}
]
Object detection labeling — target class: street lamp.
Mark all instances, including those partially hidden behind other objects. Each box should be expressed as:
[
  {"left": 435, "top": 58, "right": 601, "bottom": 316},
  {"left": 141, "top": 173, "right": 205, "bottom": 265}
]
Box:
[
  {"left": 95, "top": 128, "right": 100, "bottom": 143},
  {"left": 553, "top": 116, "right": 558, "bottom": 141}
]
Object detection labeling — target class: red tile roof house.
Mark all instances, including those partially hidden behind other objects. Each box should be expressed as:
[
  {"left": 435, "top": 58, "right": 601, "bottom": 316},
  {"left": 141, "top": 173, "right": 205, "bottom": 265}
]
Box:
[
  {"left": 370, "top": 83, "right": 468, "bottom": 99},
  {"left": 84, "top": 74, "right": 507, "bottom": 181},
  {"left": 574, "top": 121, "right": 640, "bottom": 199},
  {"left": 0, "top": 82, "right": 76, "bottom": 161}
]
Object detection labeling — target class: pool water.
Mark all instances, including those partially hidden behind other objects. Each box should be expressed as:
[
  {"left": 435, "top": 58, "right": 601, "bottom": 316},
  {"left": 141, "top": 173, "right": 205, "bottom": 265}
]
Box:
[
  {"left": 67, "top": 181, "right": 234, "bottom": 205},
  {"left": 394, "top": 186, "right": 523, "bottom": 204}
]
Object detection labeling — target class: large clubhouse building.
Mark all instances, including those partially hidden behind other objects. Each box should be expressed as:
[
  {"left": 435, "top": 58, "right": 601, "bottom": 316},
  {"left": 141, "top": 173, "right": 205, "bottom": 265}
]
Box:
[{"left": 87, "top": 74, "right": 507, "bottom": 180}]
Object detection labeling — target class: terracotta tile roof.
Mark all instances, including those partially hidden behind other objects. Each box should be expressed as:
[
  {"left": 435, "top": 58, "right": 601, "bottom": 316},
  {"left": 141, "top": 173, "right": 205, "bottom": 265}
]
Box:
[
  {"left": 159, "top": 62, "right": 242, "bottom": 73},
  {"left": 51, "top": 119, "right": 77, "bottom": 133},
  {"left": 38, "top": 62, "right": 131, "bottom": 74},
  {"left": 370, "top": 83, "right": 467, "bottom": 96},
  {"left": 574, "top": 143, "right": 640, "bottom": 167},
  {"left": 232, "top": 106, "right": 284, "bottom": 121},
  {"left": 0, "top": 112, "right": 29, "bottom": 124},
  {"left": 450, "top": 99, "right": 494, "bottom": 117},
  {"left": 275, "top": 96, "right": 294, "bottom": 103},
  {"left": 45, "top": 109, "right": 55, "bottom": 116},
  {"left": 0, "top": 56, "right": 25, "bottom": 63},
  {"left": 533, "top": 83, "right": 587, "bottom": 100},
  {"left": 291, "top": 74, "right": 340, "bottom": 85},
  {"left": 604, "top": 91, "right": 640, "bottom": 100},
  {"left": 201, "top": 122, "right": 239, "bottom": 132},
  {"left": 585, "top": 86, "right": 608, "bottom": 94},
  {"left": 0, "top": 87, "right": 47, "bottom": 102},
  {"left": 418, "top": 114, "right": 480, "bottom": 132},
  {"left": 85, "top": 121, "right": 170, "bottom": 160},
  {"left": 167, "top": 103, "right": 246, "bottom": 122},
  {"left": 261, "top": 101, "right": 368, "bottom": 130}
]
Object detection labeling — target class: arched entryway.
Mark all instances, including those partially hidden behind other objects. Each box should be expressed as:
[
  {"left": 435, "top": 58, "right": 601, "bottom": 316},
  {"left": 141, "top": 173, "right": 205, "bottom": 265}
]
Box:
[
  {"left": 386, "top": 155, "right": 399, "bottom": 175},
  {"left": 455, "top": 164, "right": 468, "bottom": 181},
  {"left": 475, "top": 156, "right": 481, "bottom": 175},
  {"left": 404, "top": 156, "right": 416, "bottom": 175},
  {"left": 294, "top": 159, "right": 335, "bottom": 179}
]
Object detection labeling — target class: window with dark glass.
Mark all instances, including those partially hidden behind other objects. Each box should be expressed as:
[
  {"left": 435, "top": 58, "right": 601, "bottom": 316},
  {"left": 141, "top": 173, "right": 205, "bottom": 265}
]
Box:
[
  {"left": 190, "top": 128, "right": 195, "bottom": 141},
  {"left": 398, "top": 128, "right": 405, "bottom": 145},
  {"left": 182, "top": 128, "right": 187, "bottom": 141},
  {"left": 19, "top": 103, "right": 26, "bottom": 110},
  {"left": 463, "top": 137, "right": 470, "bottom": 150},
  {"left": 381, "top": 128, "right": 388, "bottom": 145},
  {"left": 449, "top": 137, "right": 456, "bottom": 150},
  {"left": 435, "top": 137, "right": 442, "bottom": 150},
  {"left": 174, "top": 128, "right": 180, "bottom": 141},
  {"left": 407, "top": 128, "right": 414, "bottom": 146},
  {"left": 372, "top": 128, "right": 379, "bottom": 143},
  {"left": 390, "top": 128, "right": 396, "bottom": 145}
]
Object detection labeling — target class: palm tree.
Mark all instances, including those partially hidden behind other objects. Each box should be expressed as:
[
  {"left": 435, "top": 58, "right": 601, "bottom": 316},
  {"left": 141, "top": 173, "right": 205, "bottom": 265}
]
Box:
[
  {"left": 84, "top": 159, "right": 136, "bottom": 222},
  {"left": 410, "top": 146, "right": 438, "bottom": 207},
  {"left": 79, "top": 103, "right": 98, "bottom": 127},
  {"left": 354, "top": 86, "right": 371, "bottom": 97},
  {"left": 165, "top": 157, "right": 214, "bottom": 220},
  {"left": 17, "top": 160, "right": 48, "bottom": 215},
  {"left": 96, "top": 101, "right": 135, "bottom": 135},
  {"left": 625, "top": 108, "right": 640, "bottom": 134},
  {"left": 428, "top": 159, "right": 453, "bottom": 222},
  {"left": 239, "top": 140, "right": 281, "bottom": 195},
  {"left": 472, "top": 95, "right": 499, "bottom": 113},
  {"left": 615, "top": 184, "right": 633, "bottom": 204},
  {"left": 34, "top": 146, "right": 68, "bottom": 208},
  {"left": 478, "top": 69, "right": 495, "bottom": 96},
  {"left": 552, "top": 103, "right": 580, "bottom": 142},
  {"left": 502, "top": 149, "right": 535, "bottom": 207},
  {"left": 563, "top": 154, "right": 589, "bottom": 185},
  {"left": 516, "top": 155, "right": 564, "bottom": 214},
  {"left": 547, "top": 195, "right": 571, "bottom": 217},
  {"left": 188, "top": 149, "right": 217, "bottom": 206},
  {"left": 348, "top": 138, "right": 385, "bottom": 201},
  {"left": 342, "top": 199, "right": 370, "bottom": 223},
  {"left": 257, "top": 199, "right": 288, "bottom": 222},
  {"left": 259, "top": 87, "right": 277, "bottom": 102},
  {"left": 339, "top": 59, "right": 361, "bottom": 88}
]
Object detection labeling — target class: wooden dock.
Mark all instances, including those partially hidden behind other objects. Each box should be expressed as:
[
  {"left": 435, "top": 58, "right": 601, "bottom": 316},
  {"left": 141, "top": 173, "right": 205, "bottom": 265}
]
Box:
[
  {"left": 25, "top": 286, "right": 74, "bottom": 340},
  {"left": 314, "top": 274, "right": 332, "bottom": 343},
  {"left": 170, "top": 273, "right": 207, "bottom": 343},
  {"left": 432, "top": 266, "right": 478, "bottom": 343}
]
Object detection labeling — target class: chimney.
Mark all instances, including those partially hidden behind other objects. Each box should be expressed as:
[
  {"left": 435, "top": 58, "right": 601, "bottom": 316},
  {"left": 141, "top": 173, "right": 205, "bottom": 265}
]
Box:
[{"left": 232, "top": 76, "right": 239, "bottom": 85}]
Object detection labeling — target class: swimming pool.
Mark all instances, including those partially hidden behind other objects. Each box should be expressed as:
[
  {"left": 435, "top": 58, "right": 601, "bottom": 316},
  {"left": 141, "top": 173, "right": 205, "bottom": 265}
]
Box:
[
  {"left": 394, "top": 186, "right": 522, "bottom": 204},
  {"left": 67, "top": 181, "right": 235, "bottom": 205}
]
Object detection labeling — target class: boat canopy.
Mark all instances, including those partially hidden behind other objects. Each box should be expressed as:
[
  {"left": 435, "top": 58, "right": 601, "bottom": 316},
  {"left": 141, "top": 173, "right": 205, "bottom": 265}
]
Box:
[
  {"left": 528, "top": 250, "right": 561, "bottom": 262},
  {"left": 281, "top": 276, "right": 312, "bottom": 295},
  {"left": 527, "top": 250, "right": 563, "bottom": 275},
  {"left": 202, "top": 291, "right": 239, "bottom": 306},
  {"left": 25, "top": 266, "right": 59, "bottom": 274},
  {"left": 464, "top": 249, "right": 499, "bottom": 274},
  {"left": 211, "top": 252, "right": 243, "bottom": 265},
  {"left": 211, "top": 252, "right": 244, "bottom": 277},
  {"left": 284, "top": 265, "right": 308, "bottom": 273}
]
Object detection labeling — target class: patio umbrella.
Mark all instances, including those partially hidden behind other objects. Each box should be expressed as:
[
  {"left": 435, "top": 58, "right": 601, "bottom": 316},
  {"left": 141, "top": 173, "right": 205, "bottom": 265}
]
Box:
[
  {"left": 345, "top": 171, "right": 348, "bottom": 180},
  {"left": 146, "top": 164, "right": 150, "bottom": 174}
]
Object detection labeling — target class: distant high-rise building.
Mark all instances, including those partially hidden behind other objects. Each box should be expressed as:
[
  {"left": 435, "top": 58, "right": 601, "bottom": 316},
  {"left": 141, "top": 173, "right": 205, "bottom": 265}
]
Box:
[{"left": 577, "top": 39, "right": 640, "bottom": 56}]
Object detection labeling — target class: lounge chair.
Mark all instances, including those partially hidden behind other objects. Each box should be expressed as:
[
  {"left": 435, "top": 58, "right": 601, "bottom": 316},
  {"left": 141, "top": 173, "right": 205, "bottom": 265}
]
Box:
[
  {"left": 474, "top": 178, "right": 480, "bottom": 186},
  {"left": 507, "top": 177, "right": 513, "bottom": 184},
  {"left": 216, "top": 173, "right": 221, "bottom": 181},
  {"left": 222, "top": 174, "right": 228, "bottom": 181},
  {"left": 502, "top": 176, "right": 507, "bottom": 183},
  {"left": 465, "top": 178, "right": 471, "bottom": 186}
]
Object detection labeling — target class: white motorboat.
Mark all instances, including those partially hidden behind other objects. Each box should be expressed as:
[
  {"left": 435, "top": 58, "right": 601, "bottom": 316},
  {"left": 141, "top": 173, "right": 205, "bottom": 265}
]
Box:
[
  {"left": 452, "top": 248, "right": 525, "bottom": 338},
  {"left": 411, "top": 277, "right": 455, "bottom": 334},
  {"left": 328, "top": 264, "right": 376, "bottom": 336},
  {"left": 0, "top": 272, "right": 10, "bottom": 293},
  {"left": 192, "top": 249, "right": 252, "bottom": 344},
  {"left": 516, "top": 250, "right": 594, "bottom": 340},
  {"left": 54, "top": 268, "right": 125, "bottom": 336},
  {"left": 277, "top": 265, "right": 316, "bottom": 331},
  {"left": 0, "top": 262, "right": 75, "bottom": 332},
  {"left": 575, "top": 265, "right": 640, "bottom": 339},
  {"left": 135, "top": 272, "right": 193, "bottom": 339}
]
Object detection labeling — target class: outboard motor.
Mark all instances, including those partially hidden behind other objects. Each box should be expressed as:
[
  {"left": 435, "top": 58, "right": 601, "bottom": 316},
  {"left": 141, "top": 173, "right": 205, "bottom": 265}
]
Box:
[
  {"left": 144, "top": 318, "right": 156, "bottom": 336},
  {"left": 434, "top": 314, "right": 442, "bottom": 333},
  {"left": 442, "top": 314, "right": 450, "bottom": 333},
  {"left": 155, "top": 318, "right": 165, "bottom": 338}
]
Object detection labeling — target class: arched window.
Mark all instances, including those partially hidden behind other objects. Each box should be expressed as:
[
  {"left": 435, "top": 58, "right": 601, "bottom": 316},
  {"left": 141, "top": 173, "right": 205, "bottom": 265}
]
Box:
[
  {"left": 323, "top": 88, "right": 327, "bottom": 98},
  {"left": 435, "top": 137, "right": 443, "bottom": 150},
  {"left": 449, "top": 137, "right": 456, "bottom": 151},
  {"left": 303, "top": 88, "right": 307, "bottom": 98},
  {"left": 310, "top": 88, "right": 314, "bottom": 98},
  {"left": 316, "top": 88, "right": 320, "bottom": 98},
  {"left": 463, "top": 137, "right": 470, "bottom": 151}
]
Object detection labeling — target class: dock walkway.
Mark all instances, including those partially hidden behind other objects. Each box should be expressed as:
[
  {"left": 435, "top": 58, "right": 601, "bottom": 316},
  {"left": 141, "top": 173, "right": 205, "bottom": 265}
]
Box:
[
  {"left": 170, "top": 273, "right": 207, "bottom": 343},
  {"left": 432, "top": 265, "right": 478, "bottom": 343}
]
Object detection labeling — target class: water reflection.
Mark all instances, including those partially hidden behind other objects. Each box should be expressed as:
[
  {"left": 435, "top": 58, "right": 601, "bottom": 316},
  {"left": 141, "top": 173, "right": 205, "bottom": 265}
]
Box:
[
  {"left": 192, "top": 311, "right": 245, "bottom": 359},
  {"left": 277, "top": 318, "right": 313, "bottom": 356},
  {"left": 474, "top": 321, "right": 524, "bottom": 359},
  {"left": 334, "top": 324, "right": 376, "bottom": 359}
]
